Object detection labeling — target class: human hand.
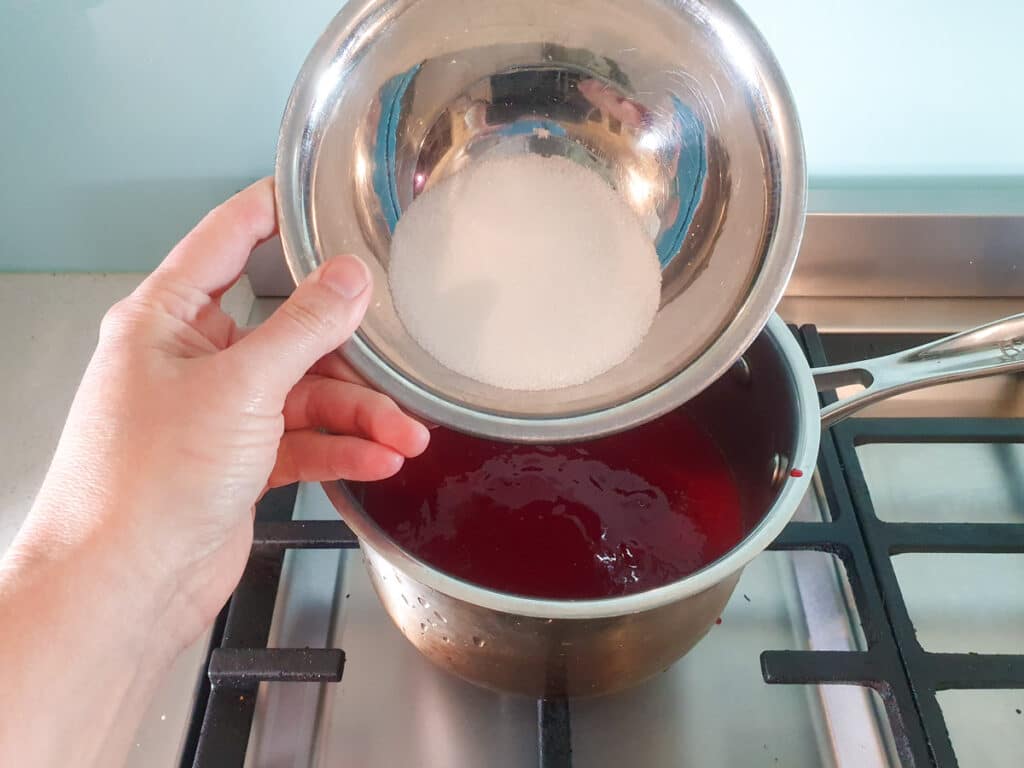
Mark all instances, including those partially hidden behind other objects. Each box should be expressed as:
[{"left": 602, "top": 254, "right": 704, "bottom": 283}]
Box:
[
  {"left": 15, "top": 178, "right": 429, "bottom": 655},
  {"left": 577, "top": 78, "right": 648, "bottom": 129}
]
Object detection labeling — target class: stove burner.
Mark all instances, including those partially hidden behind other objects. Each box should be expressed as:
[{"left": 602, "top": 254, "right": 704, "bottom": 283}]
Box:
[{"left": 181, "top": 326, "right": 1024, "bottom": 768}]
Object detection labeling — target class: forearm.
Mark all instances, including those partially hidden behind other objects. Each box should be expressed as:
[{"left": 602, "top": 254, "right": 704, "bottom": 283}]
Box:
[{"left": 0, "top": 516, "right": 179, "bottom": 768}]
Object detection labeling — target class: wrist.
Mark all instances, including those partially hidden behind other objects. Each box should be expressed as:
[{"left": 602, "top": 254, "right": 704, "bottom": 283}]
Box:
[
  {"left": 0, "top": 521, "right": 181, "bottom": 767},
  {"left": 5, "top": 507, "right": 186, "bottom": 664},
  {"left": 24, "top": 458, "right": 252, "bottom": 657}
]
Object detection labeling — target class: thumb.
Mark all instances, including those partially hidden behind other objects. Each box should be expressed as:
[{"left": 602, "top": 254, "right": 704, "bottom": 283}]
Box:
[{"left": 233, "top": 254, "right": 373, "bottom": 398}]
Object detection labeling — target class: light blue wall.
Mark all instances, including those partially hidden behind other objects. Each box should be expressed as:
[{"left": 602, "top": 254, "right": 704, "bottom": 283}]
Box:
[
  {"left": 743, "top": 0, "right": 1024, "bottom": 177},
  {"left": 2, "top": 1, "right": 1022, "bottom": 271}
]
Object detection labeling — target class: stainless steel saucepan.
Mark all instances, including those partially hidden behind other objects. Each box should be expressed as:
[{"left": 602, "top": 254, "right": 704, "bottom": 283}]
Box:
[{"left": 325, "top": 312, "right": 1024, "bottom": 697}]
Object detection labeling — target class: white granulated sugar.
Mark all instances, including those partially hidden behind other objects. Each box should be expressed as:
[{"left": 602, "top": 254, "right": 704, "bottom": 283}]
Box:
[{"left": 389, "top": 154, "right": 661, "bottom": 390}]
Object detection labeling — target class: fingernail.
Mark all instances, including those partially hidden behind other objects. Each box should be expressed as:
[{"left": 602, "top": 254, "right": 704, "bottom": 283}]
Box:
[
  {"left": 410, "top": 421, "right": 431, "bottom": 455},
  {"left": 320, "top": 255, "right": 370, "bottom": 299},
  {"left": 385, "top": 452, "right": 405, "bottom": 475}
]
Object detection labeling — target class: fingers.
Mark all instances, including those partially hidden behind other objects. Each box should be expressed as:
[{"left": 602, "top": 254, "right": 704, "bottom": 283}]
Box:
[
  {"left": 232, "top": 332, "right": 371, "bottom": 385},
  {"left": 228, "top": 254, "right": 373, "bottom": 401},
  {"left": 308, "top": 350, "right": 371, "bottom": 387},
  {"left": 150, "top": 177, "right": 277, "bottom": 298},
  {"left": 268, "top": 431, "right": 405, "bottom": 487},
  {"left": 577, "top": 79, "right": 647, "bottom": 127},
  {"left": 284, "top": 376, "right": 430, "bottom": 457},
  {"left": 298, "top": 351, "right": 437, "bottom": 433}
]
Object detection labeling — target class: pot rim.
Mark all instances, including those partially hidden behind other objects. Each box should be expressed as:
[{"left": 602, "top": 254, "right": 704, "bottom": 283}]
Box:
[{"left": 324, "top": 315, "right": 821, "bottom": 620}]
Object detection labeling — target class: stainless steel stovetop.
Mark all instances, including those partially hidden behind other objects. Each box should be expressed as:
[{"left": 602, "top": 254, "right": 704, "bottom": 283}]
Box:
[{"left": 129, "top": 215, "right": 1024, "bottom": 767}]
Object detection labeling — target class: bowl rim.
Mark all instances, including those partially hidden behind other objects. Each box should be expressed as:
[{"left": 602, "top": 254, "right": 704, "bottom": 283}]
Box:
[
  {"left": 276, "top": 0, "right": 808, "bottom": 443},
  {"left": 322, "top": 315, "right": 822, "bottom": 620}
]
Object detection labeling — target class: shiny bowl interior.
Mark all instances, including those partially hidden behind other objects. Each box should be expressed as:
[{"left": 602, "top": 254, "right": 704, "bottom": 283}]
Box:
[{"left": 276, "top": 0, "right": 806, "bottom": 442}]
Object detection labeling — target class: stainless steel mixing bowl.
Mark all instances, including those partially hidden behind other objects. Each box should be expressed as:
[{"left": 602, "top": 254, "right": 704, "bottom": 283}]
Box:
[{"left": 276, "top": 0, "right": 806, "bottom": 442}]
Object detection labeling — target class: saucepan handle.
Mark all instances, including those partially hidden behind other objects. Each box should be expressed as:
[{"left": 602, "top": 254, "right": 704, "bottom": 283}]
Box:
[{"left": 811, "top": 312, "right": 1024, "bottom": 428}]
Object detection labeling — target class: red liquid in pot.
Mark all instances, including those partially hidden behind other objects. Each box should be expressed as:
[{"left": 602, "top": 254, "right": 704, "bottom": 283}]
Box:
[{"left": 358, "top": 409, "right": 745, "bottom": 599}]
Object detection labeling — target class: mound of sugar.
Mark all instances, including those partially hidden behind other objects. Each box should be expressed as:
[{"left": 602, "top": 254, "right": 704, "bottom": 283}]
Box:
[{"left": 388, "top": 154, "right": 661, "bottom": 391}]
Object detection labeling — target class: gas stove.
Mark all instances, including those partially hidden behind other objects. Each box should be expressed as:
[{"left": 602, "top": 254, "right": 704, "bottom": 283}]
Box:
[{"left": 127, "top": 213, "right": 1024, "bottom": 768}]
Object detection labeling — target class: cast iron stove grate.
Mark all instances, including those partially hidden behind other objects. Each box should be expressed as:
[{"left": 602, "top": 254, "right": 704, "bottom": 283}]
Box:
[
  {"left": 181, "top": 326, "right": 1024, "bottom": 768},
  {"left": 763, "top": 327, "right": 1024, "bottom": 768}
]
